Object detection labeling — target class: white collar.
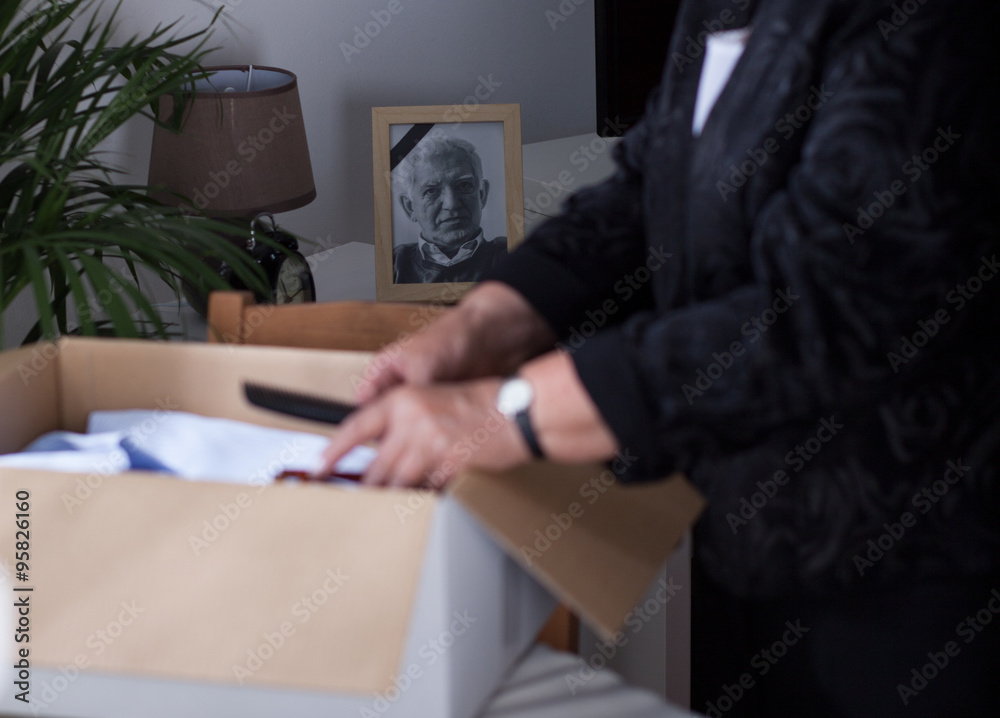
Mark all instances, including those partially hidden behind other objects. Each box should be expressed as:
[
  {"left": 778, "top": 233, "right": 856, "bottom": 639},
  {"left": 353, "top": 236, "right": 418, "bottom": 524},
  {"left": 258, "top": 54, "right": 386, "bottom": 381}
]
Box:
[
  {"left": 418, "top": 230, "right": 484, "bottom": 267},
  {"left": 692, "top": 27, "right": 753, "bottom": 137}
]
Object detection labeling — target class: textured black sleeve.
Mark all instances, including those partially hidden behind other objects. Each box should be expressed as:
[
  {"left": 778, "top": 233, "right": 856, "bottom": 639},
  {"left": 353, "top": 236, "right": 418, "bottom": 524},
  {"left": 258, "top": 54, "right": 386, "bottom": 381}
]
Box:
[
  {"left": 554, "top": 2, "right": 997, "bottom": 481},
  {"left": 487, "top": 101, "right": 659, "bottom": 337}
]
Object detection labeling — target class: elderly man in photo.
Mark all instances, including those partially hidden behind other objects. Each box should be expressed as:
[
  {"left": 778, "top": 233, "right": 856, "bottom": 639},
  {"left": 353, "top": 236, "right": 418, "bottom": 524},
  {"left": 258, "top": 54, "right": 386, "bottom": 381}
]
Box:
[{"left": 393, "top": 135, "right": 507, "bottom": 284}]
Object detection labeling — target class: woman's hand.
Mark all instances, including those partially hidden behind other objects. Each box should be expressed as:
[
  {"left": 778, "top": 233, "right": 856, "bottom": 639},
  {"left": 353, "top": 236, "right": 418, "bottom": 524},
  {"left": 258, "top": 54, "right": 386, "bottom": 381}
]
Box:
[
  {"left": 316, "top": 350, "right": 621, "bottom": 489},
  {"left": 355, "top": 282, "right": 556, "bottom": 403},
  {"left": 317, "top": 378, "right": 529, "bottom": 488}
]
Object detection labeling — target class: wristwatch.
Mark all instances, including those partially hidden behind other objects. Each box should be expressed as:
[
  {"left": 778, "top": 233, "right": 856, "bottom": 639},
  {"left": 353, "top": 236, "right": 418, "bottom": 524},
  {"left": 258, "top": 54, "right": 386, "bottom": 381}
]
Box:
[{"left": 496, "top": 376, "right": 545, "bottom": 459}]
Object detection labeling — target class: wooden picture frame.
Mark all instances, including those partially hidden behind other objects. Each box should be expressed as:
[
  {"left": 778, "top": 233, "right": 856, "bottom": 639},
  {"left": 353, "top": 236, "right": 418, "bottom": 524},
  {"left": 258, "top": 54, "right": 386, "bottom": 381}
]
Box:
[{"left": 372, "top": 104, "right": 523, "bottom": 302}]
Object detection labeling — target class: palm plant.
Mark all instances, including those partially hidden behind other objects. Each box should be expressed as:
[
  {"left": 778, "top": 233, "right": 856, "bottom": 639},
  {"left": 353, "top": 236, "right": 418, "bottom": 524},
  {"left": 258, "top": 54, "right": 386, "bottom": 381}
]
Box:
[{"left": 0, "top": 0, "right": 267, "bottom": 345}]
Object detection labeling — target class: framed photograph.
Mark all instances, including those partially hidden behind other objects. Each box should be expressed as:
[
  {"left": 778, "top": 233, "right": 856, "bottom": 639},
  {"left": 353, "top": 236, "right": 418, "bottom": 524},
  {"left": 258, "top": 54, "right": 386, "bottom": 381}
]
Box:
[{"left": 372, "top": 104, "right": 523, "bottom": 302}]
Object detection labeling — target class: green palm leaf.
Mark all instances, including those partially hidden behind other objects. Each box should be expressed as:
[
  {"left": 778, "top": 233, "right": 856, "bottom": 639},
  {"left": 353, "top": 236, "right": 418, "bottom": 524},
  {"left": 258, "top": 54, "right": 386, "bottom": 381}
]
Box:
[{"left": 1, "top": 0, "right": 271, "bottom": 346}]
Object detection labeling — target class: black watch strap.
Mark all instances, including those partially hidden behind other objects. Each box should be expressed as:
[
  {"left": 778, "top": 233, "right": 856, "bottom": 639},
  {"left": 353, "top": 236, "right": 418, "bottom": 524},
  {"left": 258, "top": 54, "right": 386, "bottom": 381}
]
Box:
[{"left": 515, "top": 409, "right": 545, "bottom": 459}]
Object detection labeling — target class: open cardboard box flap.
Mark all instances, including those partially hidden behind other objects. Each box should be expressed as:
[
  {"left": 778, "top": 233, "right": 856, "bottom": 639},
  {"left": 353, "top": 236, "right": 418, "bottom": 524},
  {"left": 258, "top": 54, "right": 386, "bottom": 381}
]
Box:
[
  {"left": 0, "top": 338, "right": 703, "bottom": 692},
  {"left": 452, "top": 465, "right": 702, "bottom": 640}
]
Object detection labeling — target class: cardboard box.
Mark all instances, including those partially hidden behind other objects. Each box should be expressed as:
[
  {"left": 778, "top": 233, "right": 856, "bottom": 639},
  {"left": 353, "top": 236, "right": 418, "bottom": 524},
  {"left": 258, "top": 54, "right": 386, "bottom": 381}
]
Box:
[{"left": 0, "top": 338, "right": 703, "bottom": 717}]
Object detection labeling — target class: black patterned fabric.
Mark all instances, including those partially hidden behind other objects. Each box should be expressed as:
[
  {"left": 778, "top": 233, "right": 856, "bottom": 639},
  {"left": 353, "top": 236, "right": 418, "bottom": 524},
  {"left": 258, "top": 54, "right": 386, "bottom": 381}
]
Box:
[{"left": 489, "top": 0, "right": 1000, "bottom": 598}]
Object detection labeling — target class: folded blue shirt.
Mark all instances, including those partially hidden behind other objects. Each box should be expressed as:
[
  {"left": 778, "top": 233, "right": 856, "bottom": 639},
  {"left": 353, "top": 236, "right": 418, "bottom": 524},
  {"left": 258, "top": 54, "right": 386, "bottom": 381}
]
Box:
[{"left": 0, "top": 411, "right": 374, "bottom": 484}]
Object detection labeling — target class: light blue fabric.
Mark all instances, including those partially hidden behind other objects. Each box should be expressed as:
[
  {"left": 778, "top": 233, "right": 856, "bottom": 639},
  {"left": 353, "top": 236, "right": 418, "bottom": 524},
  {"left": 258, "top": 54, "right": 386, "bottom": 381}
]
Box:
[
  {"left": 0, "top": 411, "right": 374, "bottom": 484},
  {"left": 0, "top": 431, "right": 129, "bottom": 475}
]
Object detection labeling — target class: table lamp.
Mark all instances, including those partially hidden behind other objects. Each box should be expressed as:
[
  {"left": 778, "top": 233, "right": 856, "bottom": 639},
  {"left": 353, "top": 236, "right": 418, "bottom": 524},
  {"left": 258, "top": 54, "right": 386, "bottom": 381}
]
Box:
[{"left": 148, "top": 65, "right": 317, "bottom": 310}]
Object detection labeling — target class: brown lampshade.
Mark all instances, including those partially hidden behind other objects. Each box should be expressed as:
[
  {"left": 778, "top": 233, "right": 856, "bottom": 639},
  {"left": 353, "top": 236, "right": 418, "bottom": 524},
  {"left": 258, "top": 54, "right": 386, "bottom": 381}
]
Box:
[{"left": 148, "top": 65, "right": 316, "bottom": 217}]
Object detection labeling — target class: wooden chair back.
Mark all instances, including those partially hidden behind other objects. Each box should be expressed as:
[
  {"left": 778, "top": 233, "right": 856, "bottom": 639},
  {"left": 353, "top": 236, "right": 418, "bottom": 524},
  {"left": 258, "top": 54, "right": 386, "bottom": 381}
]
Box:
[{"left": 206, "top": 291, "right": 438, "bottom": 350}]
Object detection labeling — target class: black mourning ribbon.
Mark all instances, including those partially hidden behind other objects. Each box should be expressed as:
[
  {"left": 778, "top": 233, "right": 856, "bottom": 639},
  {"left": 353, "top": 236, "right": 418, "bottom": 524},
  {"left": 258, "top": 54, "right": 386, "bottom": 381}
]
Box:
[{"left": 390, "top": 123, "right": 436, "bottom": 171}]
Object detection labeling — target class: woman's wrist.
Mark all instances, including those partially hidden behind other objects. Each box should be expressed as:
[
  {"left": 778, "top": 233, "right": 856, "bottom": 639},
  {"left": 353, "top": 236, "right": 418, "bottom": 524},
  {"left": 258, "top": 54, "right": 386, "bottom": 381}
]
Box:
[
  {"left": 517, "top": 350, "right": 619, "bottom": 463},
  {"left": 459, "top": 281, "right": 557, "bottom": 374}
]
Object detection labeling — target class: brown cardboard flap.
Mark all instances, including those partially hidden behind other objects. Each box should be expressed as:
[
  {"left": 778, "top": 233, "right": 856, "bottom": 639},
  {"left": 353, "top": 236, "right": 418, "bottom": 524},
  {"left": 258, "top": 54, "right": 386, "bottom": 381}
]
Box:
[
  {"left": 0, "top": 343, "right": 60, "bottom": 454},
  {"left": 0, "top": 471, "right": 438, "bottom": 692},
  {"left": 452, "top": 464, "right": 704, "bottom": 641},
  {"left": 55, "top": 338, "right": 374, "bottom": 434}
]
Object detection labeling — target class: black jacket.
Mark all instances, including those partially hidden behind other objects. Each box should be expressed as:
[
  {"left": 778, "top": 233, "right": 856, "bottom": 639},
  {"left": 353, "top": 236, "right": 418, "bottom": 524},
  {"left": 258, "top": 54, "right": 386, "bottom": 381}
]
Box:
[{"left": 491, "top": 0, "right": 1000, "bottom": 597}]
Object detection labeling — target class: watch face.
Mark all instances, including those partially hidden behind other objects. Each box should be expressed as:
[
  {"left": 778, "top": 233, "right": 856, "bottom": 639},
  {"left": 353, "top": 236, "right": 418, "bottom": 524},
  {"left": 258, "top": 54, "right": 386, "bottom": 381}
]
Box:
[
  {"left": 497, "top": 377, "right": 534, "bottom": 417},
  {"left": 274, "top": 254, "right": 315, "bottom": 304}
]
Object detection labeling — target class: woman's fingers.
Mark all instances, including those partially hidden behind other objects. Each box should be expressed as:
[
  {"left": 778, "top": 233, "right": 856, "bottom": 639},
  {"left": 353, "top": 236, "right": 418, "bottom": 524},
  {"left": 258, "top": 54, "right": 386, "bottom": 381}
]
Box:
[
  {"left": 314, "top": 402, "right": 388, "bottom": 477},
  {"left": 318, "top": 380, "right": 525, "bottom": 490}
]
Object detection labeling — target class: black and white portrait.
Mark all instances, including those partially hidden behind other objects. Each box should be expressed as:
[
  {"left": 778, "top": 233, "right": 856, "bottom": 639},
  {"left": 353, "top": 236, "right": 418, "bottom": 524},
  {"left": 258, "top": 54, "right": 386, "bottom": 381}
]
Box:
[{"left": 389, "top": 122, "right": 508, "bottom": 285}]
